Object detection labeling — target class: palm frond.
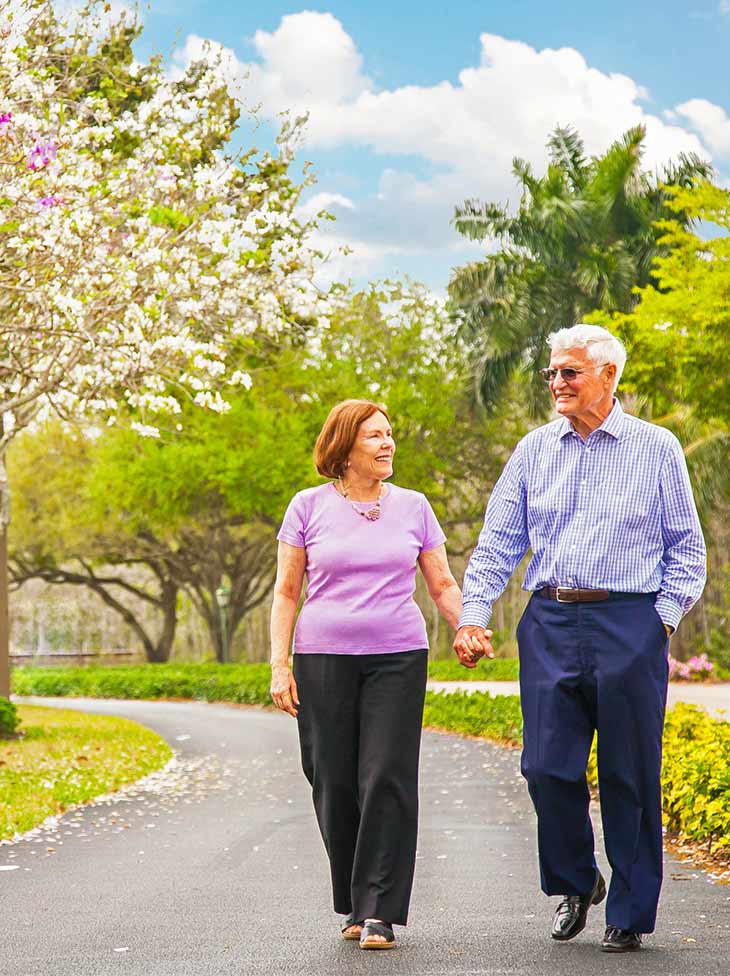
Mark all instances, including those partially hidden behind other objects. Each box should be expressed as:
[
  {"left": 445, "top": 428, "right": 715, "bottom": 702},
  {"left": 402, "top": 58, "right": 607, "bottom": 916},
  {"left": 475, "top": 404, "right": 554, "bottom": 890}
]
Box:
[
  {"left": 448, "top": 252, "right": 527, "bottom": 308},
  {"left": 477, "top": 348, "right": 527, "bottom": 411},
  {"left": 589, "top": 125, "right": 646, "bottom": 208},
  {"left": 452, "top": 199, "right": 514, "bottom": 242},
  {"left": 660, "top": 153, "right": 713, "bottom": 190},
  {"left": 547, "top": 125, "right": 588, "bottom": 189}
]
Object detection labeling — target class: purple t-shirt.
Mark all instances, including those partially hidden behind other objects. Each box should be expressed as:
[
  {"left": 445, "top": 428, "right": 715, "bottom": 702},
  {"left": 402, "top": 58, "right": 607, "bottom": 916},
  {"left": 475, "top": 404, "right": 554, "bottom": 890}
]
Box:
[{"left": 277, "top": 482, "right": 446, "bottom": 655}]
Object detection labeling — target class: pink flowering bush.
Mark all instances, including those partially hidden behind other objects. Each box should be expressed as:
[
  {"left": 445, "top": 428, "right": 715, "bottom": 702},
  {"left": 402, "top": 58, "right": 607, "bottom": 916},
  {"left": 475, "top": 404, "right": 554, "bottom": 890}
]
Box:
[{"left": 668, "top": 653, "right": 714, "bottom": 682}]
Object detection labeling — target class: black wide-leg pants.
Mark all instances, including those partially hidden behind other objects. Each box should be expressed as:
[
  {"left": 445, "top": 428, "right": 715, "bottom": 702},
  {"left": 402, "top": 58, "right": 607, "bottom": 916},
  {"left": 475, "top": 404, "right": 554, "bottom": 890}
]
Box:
[
  {"left": 518, "top": 591, "right": 669, "bottom": 934},
  {"left": 293, "top": 649, "right": 428, "bottom": 926}
]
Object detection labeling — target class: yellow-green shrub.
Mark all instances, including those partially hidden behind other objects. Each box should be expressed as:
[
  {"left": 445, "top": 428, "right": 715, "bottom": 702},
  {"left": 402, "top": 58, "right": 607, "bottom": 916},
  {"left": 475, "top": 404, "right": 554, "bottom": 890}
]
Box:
[{"left": 662, "top": 703, "right": 730, "bottom": 851}]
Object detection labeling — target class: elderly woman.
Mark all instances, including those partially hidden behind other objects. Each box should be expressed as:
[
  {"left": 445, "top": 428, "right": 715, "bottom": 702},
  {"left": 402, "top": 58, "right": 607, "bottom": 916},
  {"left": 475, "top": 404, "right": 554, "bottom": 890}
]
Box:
[{"left": 270, "top": 399, "right": 486, "bottom": 950}]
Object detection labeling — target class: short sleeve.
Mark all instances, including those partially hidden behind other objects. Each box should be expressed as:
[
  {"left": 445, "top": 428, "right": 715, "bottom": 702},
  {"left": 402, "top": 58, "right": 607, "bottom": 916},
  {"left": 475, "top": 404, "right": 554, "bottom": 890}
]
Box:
[
  {"left": 277, "top": 493, "right": 307, "bottom": 548},
  {"left": 420, "top": 494, "right": 447, "bottom": 552}
]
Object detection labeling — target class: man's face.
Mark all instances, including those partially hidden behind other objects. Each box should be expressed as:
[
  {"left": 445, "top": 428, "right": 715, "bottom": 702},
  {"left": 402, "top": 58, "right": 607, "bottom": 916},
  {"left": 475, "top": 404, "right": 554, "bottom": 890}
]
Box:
[{"left": 548, "top": 346, "right": 616, "bottom": 419}]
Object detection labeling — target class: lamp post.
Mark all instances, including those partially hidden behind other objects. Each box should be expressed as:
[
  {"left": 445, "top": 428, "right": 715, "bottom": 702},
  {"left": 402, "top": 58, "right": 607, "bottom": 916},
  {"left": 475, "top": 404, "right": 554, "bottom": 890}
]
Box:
[{"left": 215, "top": 584, "right": 231, "bottom": 664}]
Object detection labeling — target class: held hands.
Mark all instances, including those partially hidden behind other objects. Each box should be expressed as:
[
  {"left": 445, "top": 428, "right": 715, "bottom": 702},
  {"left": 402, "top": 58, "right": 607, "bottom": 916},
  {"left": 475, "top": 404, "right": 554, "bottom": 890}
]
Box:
[
  {"left": 270, "top": 664, "right": 300, "bottom": 717},
  {"left": 453, "top": 625, "right": 494, "bottom": 669}
]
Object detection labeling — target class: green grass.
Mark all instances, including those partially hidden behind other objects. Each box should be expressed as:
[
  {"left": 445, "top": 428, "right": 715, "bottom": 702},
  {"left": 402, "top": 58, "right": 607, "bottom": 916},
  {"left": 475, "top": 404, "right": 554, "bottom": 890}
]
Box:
[
  {"left": 0, "top": 705, "right": 172, "bottom": 840},
  {"left": 427, "top": 657, "right": 519, "bottom": 681}
]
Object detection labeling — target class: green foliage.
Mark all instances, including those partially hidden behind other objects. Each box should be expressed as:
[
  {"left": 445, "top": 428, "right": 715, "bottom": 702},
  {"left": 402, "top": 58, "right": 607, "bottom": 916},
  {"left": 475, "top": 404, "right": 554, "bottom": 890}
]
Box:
[
  {"left": 0, "top": 697, "right": 18, "bottom": 737},
  {"left": 284, "top": 283, "right": 530, "bottom": 530},
  {"left": 423, "top": 690, "right": 523, "bottom": 744},
  {"left": 12, "top": 663, "right": 272, "bottom": 705},
  {"left": 9, "top": 283, "right": 529, "bottom": 571},
  {"left": 450, "top": 125, "right": 712, "bottom": 413},
  {"left": 707, "top": 629, "right": 730, "bottom": 674},
  {"left": 148, "top": 205, "right": 193, "bottom": 231},
  {"left": 427, "top": 658, "right": 519, "bottom": 681},
  {"left": 662, "top": 704, "right": 730, "bottom": 851},
  {"left": 0, "top": 705, "right": 171, "bottom": 840},
  {"left": 593, "top": 182, "right": 730, "bottom": 428}
]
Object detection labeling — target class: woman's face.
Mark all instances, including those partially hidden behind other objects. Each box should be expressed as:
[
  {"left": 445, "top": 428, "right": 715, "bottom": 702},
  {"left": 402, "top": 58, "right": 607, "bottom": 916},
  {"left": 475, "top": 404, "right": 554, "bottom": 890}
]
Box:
[{"left": 347, "top": 411, "right": 395, "bottom": 481}]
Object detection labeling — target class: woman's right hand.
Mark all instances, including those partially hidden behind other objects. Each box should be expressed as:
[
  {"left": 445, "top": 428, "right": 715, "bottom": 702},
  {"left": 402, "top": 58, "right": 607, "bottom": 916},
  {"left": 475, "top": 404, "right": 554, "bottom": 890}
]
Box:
[{"left": 270, "top": 664, "right": 300, "bottom": 718}]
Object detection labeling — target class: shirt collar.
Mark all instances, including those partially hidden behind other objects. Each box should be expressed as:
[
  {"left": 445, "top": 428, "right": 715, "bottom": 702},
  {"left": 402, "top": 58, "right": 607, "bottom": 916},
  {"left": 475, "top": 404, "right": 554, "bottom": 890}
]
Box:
[{"left": 558, "top": 398, "right": 626, "bottom": 441}]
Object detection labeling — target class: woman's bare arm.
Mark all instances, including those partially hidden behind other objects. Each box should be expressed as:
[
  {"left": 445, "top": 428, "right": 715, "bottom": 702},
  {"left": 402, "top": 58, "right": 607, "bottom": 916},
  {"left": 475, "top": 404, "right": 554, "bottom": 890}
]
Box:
[
  {"left": 269, "top": 541, "right": 306, "bottom": 716},
  {"left": 418, "top": 544, "right": 462, "bottom": 629},
  {"left": 418, "top": 544, "right": 493, "bottom": 665}
]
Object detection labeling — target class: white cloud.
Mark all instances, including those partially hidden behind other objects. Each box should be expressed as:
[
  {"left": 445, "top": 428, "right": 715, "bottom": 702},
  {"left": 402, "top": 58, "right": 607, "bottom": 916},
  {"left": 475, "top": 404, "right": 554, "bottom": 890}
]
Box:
[
  {"left": 673, "top": 99, "right": 730, "bottom": 157},
  {"left": 250, "top": 12, "right": 370, "bottom": 105},
  {"left": 174, "top": 14, "right": 717, "bottom": 284},
  {"left": 298, "top": 192, "right": 357, "bottom": 221},
  {"left": 719, "top": 1, "right": 730, "bottom": 13}
]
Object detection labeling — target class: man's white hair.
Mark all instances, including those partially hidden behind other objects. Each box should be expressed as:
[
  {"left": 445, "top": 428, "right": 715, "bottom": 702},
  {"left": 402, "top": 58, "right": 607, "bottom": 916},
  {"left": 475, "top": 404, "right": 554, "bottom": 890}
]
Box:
[{"left": 547, "top": 324, "right": 627, "bottom": 393}]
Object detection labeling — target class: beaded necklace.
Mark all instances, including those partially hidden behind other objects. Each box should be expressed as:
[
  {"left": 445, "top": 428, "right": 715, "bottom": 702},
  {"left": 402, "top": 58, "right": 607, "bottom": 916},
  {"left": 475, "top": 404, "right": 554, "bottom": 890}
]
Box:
[{"left": 336, "top": 479, "right": 383, "bottom": 521}]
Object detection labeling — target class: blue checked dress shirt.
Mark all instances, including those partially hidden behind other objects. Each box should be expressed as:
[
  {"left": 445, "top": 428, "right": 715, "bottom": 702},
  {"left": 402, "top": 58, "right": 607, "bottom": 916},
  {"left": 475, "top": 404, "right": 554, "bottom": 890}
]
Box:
[{"left": 460, "top": 400, "right": 707, "bottom": 633}]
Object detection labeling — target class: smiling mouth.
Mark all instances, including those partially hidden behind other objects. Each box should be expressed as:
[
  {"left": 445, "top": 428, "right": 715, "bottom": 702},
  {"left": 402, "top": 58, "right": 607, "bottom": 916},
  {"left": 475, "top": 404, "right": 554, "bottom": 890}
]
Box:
[{"left": 375, "top": 455, "right": 392, "bottom": 462}]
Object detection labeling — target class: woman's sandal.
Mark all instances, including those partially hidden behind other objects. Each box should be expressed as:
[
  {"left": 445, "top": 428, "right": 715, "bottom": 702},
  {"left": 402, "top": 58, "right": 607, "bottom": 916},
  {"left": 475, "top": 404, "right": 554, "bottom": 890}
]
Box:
[
  {"left": 359, "top": 920, "right": 395, "bottom": 950},
  {"left": 341, "top": 913, "right": 363, "bottom": 941}
]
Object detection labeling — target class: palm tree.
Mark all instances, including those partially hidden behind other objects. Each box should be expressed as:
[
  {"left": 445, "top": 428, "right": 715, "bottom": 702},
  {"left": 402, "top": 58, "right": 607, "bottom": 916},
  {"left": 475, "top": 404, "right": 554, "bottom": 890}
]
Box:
[{"left": 450, "top": 126, "right": 712, "bottom": 414}]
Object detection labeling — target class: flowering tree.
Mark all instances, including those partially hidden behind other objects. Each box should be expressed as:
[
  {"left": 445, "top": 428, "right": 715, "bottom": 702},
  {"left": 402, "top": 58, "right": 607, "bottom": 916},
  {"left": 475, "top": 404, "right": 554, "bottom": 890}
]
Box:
[
  {"left": 0, "top": 0, "right": 330, "bottom": 692},
  {"left": 9, "top": 283, "right": 530, "bottom": 663}
]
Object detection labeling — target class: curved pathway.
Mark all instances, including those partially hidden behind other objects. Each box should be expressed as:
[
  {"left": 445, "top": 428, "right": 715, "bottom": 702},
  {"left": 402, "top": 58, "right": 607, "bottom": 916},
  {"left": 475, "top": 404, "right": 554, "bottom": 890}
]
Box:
[
  {"left": 427, "top": 680, "right": 730, "bottom": 717},
  {"left": 3, "top": 697, "right": 730, "bottom": 976}
]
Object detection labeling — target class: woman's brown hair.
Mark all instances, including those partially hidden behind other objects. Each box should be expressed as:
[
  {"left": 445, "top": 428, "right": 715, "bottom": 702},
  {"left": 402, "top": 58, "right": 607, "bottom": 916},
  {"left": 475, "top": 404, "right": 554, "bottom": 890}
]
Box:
[{"left": 314, "top": 399, "right": 391, "bottom": 479}]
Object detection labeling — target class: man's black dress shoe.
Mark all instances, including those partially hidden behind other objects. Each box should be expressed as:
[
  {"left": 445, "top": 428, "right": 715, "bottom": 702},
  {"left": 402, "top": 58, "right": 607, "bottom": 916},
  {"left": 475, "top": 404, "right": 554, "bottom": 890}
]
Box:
[
  {"left": 601, "top": 926, "right": 642, "bottom": 952},
  {"left": 551, "top": 870, "right": 606, "bottom": 941}
]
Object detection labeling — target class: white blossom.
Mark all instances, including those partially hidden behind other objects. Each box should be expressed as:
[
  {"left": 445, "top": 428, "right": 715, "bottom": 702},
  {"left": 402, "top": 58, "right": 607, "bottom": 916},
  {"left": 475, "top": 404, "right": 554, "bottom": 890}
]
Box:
[{"left": 0, "top": 0, "right": 331, "bottom": 514}]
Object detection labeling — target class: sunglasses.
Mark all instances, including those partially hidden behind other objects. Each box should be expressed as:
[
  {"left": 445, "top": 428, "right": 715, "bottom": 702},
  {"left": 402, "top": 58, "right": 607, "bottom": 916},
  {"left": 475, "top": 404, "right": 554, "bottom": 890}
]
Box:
[{"left": 538, "top": 363, "right": 610, "bottom": 383}]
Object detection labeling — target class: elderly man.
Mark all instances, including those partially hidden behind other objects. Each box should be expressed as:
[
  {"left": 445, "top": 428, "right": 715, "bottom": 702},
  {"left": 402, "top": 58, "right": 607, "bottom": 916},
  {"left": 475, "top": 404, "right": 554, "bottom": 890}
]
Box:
[{"left": 454, "top": 324, "right": 706, "bottom": 953}]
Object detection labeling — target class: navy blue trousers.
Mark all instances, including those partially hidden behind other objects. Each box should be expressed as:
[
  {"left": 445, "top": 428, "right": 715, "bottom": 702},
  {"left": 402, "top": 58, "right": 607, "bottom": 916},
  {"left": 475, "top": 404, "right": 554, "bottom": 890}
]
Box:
[{"left": 517, "top": 591, "right": 669, "bottom": 934}]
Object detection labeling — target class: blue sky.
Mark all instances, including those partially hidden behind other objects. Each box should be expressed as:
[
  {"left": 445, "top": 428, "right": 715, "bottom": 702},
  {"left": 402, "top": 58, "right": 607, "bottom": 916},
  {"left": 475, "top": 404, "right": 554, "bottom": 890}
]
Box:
[{"left": 133, "top": 0, "right": 730, "bottom": 289}]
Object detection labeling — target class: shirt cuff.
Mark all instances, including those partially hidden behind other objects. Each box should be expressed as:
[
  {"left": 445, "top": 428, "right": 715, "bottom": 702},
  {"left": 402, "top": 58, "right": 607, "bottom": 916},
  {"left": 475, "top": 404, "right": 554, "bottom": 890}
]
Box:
[
  {"left": 654, "top": 595, "right": 683, "bottom": 633},
  {"left": 458, "top": 604, "right": 493, "bottom": 630}
]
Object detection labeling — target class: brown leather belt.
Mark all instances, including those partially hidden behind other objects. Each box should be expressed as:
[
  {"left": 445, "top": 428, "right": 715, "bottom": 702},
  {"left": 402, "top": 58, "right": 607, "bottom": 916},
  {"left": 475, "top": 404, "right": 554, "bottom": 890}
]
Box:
[{"left": 540, "top": 586, "right": 610, "bottom": 603}]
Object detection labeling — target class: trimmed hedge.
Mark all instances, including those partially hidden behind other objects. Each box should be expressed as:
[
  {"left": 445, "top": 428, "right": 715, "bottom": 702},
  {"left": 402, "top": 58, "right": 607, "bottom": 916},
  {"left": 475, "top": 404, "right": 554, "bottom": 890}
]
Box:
[
  {"left": 423, "top": 689, "right": 523, "bottom": 744},
  {"left": 12, "top": 662, "right": 271, "bottom": 705},
  {"left": 428, "top": 658, "right": 519, "bottom": 682}
]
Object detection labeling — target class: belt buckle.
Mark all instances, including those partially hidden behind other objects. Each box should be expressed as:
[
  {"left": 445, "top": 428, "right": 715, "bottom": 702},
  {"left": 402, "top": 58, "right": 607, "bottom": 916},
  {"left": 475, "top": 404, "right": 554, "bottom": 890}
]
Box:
[{"left": 555, "top": 586, "right": 574, "bottom": 603}]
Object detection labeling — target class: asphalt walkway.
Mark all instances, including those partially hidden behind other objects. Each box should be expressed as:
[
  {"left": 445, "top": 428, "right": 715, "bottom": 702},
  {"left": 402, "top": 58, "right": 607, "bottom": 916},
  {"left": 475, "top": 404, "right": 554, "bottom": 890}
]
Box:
[
  {"left": 427, "top": 680, "right": 730, "bottom": 717},
  {"left": 3, "top": 697, "right": 730, "bottom": 976}
]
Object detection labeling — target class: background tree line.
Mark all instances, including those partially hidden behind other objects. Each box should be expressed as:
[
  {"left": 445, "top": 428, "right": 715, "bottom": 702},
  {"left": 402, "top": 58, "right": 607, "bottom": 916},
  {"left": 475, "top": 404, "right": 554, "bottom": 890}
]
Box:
[{"left": 6, "top": 9, "right": 730, "bottom": 666}]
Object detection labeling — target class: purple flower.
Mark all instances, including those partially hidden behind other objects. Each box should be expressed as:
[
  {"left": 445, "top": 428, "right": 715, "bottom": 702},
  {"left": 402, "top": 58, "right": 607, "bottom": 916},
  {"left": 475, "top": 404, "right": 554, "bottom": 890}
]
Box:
[
  {"left": 37, "top": 194, "right": 63, "bottom": 209},
  {"left": 0, "top": 111, "right": 12, "bottom": 136},
  {"left": 27, "top": 136, "right": 57, "bottom": 171}
]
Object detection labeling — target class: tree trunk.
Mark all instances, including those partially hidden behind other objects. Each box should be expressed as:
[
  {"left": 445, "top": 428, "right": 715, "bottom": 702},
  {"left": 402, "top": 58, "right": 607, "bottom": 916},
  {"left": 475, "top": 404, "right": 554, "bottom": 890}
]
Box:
[{"left": 151, "top": 577, "right": 178, "bottom": 663}]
